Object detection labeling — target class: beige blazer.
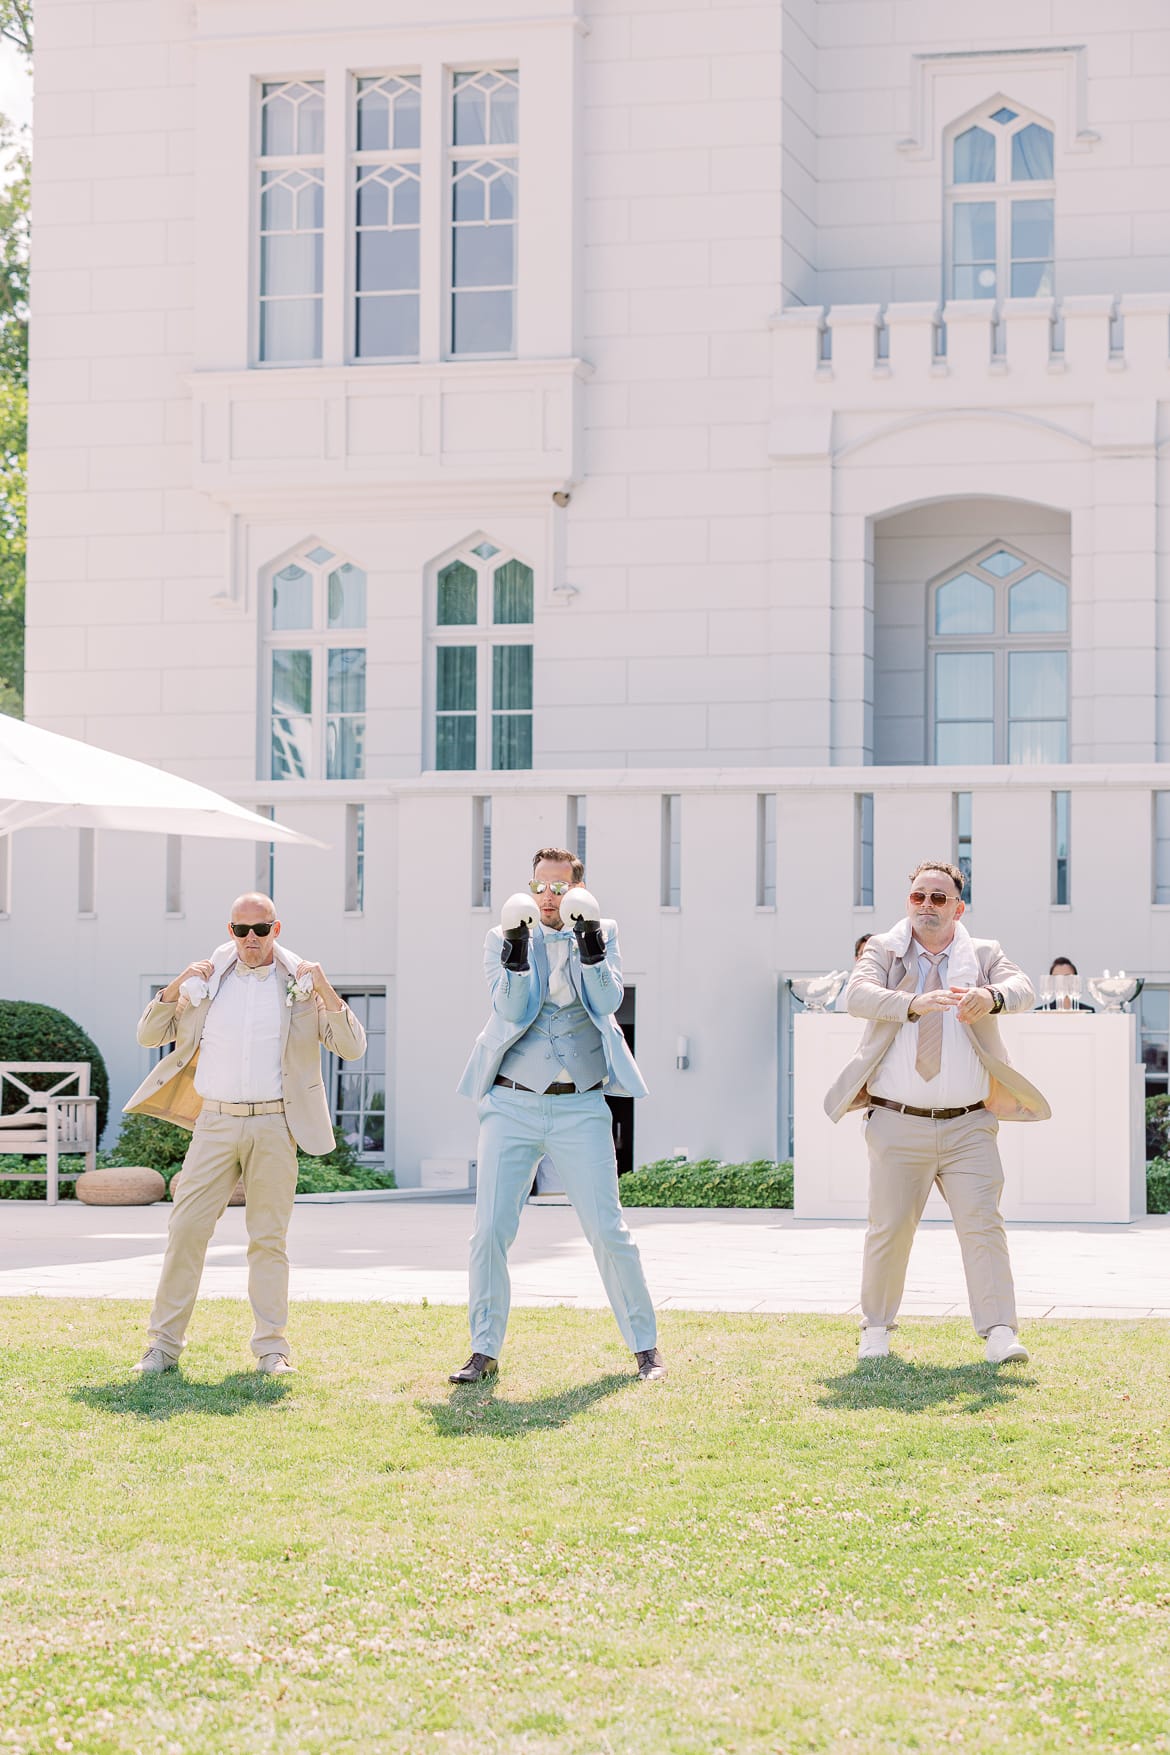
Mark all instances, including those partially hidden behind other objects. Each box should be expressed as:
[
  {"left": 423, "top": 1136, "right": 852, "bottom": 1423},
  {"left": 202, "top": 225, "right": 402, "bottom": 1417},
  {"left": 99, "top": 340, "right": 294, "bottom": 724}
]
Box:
[
  {"left": 124, "top": 983, "right": 367, "bottom": 1157},
  {"left": 823, "top": 934, "right": 1050, "bottom": 1125}
]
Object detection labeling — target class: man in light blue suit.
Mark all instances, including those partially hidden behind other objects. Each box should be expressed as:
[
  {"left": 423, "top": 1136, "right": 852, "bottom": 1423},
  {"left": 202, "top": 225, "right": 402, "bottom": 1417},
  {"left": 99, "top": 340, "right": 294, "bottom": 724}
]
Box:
[{"left": 453, "top": 846, "right": 665, "bottom": 1385}]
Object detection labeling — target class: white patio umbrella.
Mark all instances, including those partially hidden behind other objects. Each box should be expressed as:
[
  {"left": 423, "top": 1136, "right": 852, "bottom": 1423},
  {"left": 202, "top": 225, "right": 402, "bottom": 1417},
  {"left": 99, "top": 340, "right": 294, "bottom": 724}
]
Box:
[{"left": 0, "top": 713, "right": 319, "bottom": 845}]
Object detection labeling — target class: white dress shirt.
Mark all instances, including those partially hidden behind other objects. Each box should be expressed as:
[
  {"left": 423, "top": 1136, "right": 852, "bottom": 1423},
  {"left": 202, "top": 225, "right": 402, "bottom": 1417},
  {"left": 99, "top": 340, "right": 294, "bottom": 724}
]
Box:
[
  {"left": 541, "top": 925, "right": 575, "bottom": 1008},
  {"left": 868, "top": 940, "right": 990, "bottom": 1109},
  {"left": 193, "top": 962, "right": 284, "bottom": 1101}
]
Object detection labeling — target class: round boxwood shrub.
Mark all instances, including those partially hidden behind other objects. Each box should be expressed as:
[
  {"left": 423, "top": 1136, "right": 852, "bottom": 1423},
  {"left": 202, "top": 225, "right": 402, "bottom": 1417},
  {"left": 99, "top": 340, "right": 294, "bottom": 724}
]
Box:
[{"left": 0, "top": 1000, "right": 110, "bottom": 1138}]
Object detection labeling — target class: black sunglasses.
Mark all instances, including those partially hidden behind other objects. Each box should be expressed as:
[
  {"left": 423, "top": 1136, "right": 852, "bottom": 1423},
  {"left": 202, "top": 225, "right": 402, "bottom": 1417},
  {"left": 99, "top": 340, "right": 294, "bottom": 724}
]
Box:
[{"left": 229, "top": 922, "right": 274, "bottom": 938}]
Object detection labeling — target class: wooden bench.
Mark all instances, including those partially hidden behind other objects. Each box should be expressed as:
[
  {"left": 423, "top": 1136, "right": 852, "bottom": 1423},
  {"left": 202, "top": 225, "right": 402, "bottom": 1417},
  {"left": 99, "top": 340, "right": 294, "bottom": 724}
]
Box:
[{"left": 0, "top": 1064, "right": 99, "bottom": 1206}]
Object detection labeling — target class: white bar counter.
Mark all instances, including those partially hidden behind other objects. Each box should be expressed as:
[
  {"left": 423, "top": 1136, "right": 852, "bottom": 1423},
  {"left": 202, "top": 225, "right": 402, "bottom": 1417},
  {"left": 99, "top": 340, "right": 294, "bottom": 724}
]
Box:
[{"left": 793, "top": 1010, "right": 1146, "bottom": 1223}]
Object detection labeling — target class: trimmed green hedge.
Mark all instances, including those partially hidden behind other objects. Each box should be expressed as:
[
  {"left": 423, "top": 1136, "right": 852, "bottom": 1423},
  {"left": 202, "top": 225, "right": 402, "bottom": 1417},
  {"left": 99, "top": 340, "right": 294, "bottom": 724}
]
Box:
[
  {"left": 621, "top": 1156, "right": 1170, "bottom": 1214},
  {"left": 0, "top": 1000, "right": 110, "bottom": 1138},
  {"left": 1147, "top": 1159, "right": 1170, "bottom": 1215},
  {"left": 620, "top": 1157, "right": 794, "bottom": 1209}
]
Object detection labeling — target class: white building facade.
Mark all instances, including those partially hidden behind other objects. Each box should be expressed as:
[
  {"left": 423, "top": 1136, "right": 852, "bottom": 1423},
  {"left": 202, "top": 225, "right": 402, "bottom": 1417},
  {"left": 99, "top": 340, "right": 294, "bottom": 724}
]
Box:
[{"left": 9, "top": 0, "right": 1170, "bottom": 1174}]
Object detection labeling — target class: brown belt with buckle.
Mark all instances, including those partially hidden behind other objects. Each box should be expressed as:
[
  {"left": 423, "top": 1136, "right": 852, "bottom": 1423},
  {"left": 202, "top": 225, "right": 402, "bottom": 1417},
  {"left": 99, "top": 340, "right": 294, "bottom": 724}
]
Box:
[
  {"left": 494, "top": 1076, "right": 602, "bottom": 1096},
  {"left": 868, "top": 1096, "right": 985, "bottom": 1121}
]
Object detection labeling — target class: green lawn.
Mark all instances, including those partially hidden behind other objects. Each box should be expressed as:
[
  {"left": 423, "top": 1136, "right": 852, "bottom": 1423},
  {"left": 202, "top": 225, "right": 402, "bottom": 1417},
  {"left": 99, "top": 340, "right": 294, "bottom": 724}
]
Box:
[{"left": 1, "top": 1303, "right": 1169, "bottom": 1755}]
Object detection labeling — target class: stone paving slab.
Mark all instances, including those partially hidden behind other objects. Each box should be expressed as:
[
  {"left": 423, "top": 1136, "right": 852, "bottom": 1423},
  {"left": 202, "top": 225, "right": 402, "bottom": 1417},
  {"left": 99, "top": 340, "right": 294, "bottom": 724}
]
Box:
[{"left": 0, "top": 1203, "right": 1166, "bottom": 1322}]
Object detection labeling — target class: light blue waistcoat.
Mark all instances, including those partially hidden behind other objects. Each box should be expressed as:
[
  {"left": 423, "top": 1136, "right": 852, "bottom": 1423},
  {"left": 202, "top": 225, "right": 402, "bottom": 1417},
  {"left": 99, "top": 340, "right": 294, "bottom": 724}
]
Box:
[
  {"left": 457, "top": 920, "right": 648, "bottom": 1101},
  {"left": 497, "top": 995, "right": 608, "bottom": 1091}
]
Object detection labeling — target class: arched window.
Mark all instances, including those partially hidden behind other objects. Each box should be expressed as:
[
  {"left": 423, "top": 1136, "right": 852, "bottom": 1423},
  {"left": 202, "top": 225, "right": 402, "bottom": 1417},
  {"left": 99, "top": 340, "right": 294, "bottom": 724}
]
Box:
[
  {"left": 429, "top": 538, "right": 534, "bottom": 770},
  {"left": 929, "top": 546, "right": 1068, "bottom": 765},
  {"left": 946, "top": 102, "right": 1054, "bottom": 300},
  {"left": 265, "top": 542, "right": 367, "bottom": 780}
]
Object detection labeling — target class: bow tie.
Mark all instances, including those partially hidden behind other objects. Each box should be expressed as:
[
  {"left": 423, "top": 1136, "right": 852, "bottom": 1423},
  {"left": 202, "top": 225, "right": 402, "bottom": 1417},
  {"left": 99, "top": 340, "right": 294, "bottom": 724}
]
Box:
[{"left": 235, "top": 962, "right": 274, "bottom": 981}]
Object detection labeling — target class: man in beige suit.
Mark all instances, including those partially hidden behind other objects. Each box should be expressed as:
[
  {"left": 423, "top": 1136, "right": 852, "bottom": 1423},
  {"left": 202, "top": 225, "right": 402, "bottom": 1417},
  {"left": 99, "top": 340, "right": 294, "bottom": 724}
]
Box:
[
  {"left": 824, "top": 861, "right": 1049, "bottom": 1366},
  {"left": 124, "top": 892, "right": 366, "bottom": 1376}
]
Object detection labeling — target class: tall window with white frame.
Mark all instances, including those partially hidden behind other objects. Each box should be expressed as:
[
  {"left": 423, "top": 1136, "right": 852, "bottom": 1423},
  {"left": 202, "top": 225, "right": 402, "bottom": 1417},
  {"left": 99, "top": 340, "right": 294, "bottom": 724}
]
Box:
[
  {"left": 432, "top": 541, "right": 533, "bottom": 770},
  {"left": 855, "top": 793, "right": 874, "bottom": 908},
  {"left": 1052, "top": 791, "right": 1070, "bottom": 906},
  {"left": 353, "top": 74, "right": 421, "bottom": 360},
  {"left": 257, "top": 79, "right": 325, "bottom": 364},
  {"left": 756, "top": 793, "right": 776, "bottom": 908},
  {"left": 947, "top": 103, "right": 1054, "bottom": 301},
  {"left": 661, "top": 795, "right": 681, "bottom": 908},
  {"left": 268, "top": 545, "right": 367, "bottom": 781},
  {"left": 931, "top": 546, "right": 1069, "bottom": 765},
  {"left": 331, "top": 991, "right": 387, "bottom": 1161},
  {"left": 954, "top": 791, "right": 974, "bottom": 907},
  {"left": 450, "top": 69, "right": 519, "bottom": 356},
  {"left": 1154, "top": 793, "right": 1170, "bottom": 905},
  {"left": 567, "top": 796, "right": 587, "bottom": 872}
]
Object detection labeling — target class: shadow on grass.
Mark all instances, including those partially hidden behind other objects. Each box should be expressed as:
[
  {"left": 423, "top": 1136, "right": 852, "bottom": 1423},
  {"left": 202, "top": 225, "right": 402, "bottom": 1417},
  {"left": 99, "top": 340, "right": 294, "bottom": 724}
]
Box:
[
  {"left": 72, "top": 1372, "right": 293, "bottom": 1423},
  {"left": 418, "top": 1371, "right": 632, "bottom": 1441},
  {"left": 817, "top": 1358, "right": 1038, "bottom": 1417}
]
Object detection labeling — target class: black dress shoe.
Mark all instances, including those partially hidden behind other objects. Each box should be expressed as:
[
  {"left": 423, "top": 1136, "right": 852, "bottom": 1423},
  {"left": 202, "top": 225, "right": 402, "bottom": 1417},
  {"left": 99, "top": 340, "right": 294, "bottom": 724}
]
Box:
[
  {"left": 635, "top": 1347, "right": 667, "bottom": 1382},
  {"left": 449, "top": 1352, "right": 499, "bottom": 1384}
]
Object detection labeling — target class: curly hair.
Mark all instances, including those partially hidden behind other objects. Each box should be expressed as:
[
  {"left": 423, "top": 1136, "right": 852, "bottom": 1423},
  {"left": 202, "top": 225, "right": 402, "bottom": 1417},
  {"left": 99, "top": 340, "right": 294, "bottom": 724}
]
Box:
[
  {"left": 908, "top": 860, "right": 965, "bottom": 898},
  {"left": 532, "top": 846, "right": 585, "bottom": 885}
]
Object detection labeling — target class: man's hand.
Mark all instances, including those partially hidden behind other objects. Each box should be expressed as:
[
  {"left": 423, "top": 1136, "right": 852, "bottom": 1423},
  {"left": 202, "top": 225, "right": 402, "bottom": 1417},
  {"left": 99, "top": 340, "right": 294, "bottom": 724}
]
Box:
[
  {"left": 561, "top": 886, "right": 606, "bottom": 966},
  {"left": 500, "top": 894, "right": 538, "bottom": 973},
  {"left": 907, "top": 988, "right": 961, "bottom": 1020},
  {"left": 160, "top": 960, "right": 214, "bottom": 1003},
  {"left": 296, "top": 960, "right": 343, "bottom": 1011},
  {"left": 954, "top": 985, "right": 996, "bottom": 1023}
]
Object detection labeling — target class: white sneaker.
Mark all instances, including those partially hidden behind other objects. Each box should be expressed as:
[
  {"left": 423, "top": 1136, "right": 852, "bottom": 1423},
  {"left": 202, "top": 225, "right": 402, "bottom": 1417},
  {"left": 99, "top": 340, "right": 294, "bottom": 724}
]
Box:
[
  {"left": 132, "top": 1347, "right": 178, "bottom": 1375},
  {"left": 985, "top": 1326, "right": 1028, "bottom": 1364},
  {"left": 857, "top": 1326, "right": 890, "bottom": 1360}
]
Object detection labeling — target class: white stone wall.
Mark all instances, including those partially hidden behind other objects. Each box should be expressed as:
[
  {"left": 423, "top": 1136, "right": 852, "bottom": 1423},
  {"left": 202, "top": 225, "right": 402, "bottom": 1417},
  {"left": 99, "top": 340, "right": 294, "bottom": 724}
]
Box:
[
  {"left": 15, "top": 0, "right": 1170, "bottom": 1178},
  {"left": 812, "top": 7, "right": 1170, "bottom": 308}
]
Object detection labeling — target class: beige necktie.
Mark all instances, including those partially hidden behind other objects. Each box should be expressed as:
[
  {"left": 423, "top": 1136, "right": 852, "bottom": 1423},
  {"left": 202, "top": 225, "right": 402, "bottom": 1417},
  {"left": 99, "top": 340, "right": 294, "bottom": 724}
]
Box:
[{"left": 914, "top": 952, "right": 945, "bottom": 1081}]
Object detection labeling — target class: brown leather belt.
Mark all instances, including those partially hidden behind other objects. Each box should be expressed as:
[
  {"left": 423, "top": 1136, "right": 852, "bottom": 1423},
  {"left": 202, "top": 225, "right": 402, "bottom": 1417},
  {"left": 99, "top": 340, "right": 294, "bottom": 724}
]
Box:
[
  {"left": 494, "top": 1076, "right": 603, "bottom": 1096},
  {"left": 869, "top": 1096, "right": 985, "bottom": 1122}
]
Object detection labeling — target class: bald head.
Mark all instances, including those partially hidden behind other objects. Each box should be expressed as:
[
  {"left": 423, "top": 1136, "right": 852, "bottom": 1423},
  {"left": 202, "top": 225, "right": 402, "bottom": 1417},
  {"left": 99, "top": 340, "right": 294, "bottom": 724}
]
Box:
[
  {"left": 231, "top": 891, "right": 276, "bottom": 920},
  {"left": 228, "top": 892, "right": 280, "bottom": 967}
]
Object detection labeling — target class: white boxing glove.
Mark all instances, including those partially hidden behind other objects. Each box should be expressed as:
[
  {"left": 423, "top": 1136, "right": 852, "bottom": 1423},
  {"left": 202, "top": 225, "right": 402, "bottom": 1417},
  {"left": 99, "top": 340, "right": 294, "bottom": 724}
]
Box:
[
  {"left": 562, "top": 887, "right": 606, "bottom": 965},
  {"left": 561, "top": 886, "right": 600, "bottom": 926},
  {"left": 501, "top": 893, "right": 539, "bottom": 934},
  {"left": 499, "top": 892, "right": 537, "bottom": 972}
]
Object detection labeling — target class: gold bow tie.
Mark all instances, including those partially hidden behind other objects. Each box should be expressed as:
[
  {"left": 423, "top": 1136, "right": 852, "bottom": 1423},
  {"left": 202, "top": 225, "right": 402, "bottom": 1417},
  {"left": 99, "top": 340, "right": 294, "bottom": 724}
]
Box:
[{"left": 235, "top": 962, "right": 273, "bottom": 981}]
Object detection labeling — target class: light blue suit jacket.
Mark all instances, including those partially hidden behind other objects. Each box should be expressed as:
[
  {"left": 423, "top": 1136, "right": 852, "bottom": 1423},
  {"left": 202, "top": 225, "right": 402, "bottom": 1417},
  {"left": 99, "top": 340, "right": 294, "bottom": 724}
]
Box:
[{"left": 457, "top": 920, "right": 648, "bottom": 1101}]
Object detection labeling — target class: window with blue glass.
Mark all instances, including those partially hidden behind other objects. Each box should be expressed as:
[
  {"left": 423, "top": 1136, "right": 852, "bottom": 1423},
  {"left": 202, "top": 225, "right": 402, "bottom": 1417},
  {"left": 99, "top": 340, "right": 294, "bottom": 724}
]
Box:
[
  {"left": 930, "top": 545, "right": 1068, "bottom": 766},
  {"left": 947, "top": 102, "right": 1054, "bottom": 301},
  {"left": 432, "top": 539, "right": 533, "bottom": 770},
  {"left": 267, "top": 544, "right": 367, "bottom": 781}
]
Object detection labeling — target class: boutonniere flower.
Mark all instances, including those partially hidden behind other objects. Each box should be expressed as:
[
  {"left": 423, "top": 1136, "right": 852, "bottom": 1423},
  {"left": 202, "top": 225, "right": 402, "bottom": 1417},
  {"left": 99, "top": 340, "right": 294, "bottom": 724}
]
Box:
[{"left": 286, "top": 973, "right": 314, "bottom": 1007}]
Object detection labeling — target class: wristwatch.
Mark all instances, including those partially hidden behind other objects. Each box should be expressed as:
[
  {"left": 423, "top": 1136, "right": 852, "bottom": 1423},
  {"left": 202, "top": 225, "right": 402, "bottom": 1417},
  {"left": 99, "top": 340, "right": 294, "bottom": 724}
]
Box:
[{"left": 989, "top": 988, "right": 1005, "bottom": 1014}]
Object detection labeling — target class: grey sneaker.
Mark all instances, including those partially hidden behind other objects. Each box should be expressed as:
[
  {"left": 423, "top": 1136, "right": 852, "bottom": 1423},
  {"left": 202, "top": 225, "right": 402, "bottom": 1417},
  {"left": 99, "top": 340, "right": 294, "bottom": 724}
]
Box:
[
  {"left": 257, "top": 1353, "right": 295, "bottom": 1374},
  {"left": 635, "top": 1347, "right": 667, "bottom": 1382},
  {"left": 133, "top": 1347, "right": 178, "bottom": 1375}
]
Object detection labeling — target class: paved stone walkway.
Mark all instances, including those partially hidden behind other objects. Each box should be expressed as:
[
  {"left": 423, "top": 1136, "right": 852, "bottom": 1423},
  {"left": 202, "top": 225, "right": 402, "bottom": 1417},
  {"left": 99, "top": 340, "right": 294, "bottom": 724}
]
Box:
[{"left": 0, "top": 1200, "right": 1167, "bottom": 1322}]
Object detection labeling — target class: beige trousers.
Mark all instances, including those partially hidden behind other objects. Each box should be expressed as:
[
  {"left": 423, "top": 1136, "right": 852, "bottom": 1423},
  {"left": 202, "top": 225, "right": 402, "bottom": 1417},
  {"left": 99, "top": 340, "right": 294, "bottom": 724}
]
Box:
[
  {"left": 860, "top": 1103, "right": 1018, "bottom": 1337},
  {"left": 147, "top": 1109, "right": 298, "bottom": 1360}
]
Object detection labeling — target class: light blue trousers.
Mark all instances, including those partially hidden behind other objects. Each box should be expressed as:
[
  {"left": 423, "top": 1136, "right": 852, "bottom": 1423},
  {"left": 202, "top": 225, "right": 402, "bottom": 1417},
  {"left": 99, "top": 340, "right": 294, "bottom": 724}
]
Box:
[{"left": 469, "top": 1085, "right": 658, "bottom": 1357}]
